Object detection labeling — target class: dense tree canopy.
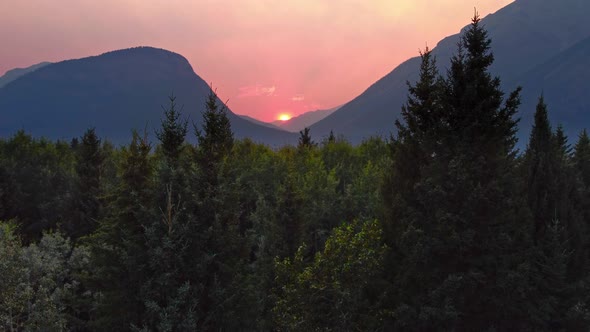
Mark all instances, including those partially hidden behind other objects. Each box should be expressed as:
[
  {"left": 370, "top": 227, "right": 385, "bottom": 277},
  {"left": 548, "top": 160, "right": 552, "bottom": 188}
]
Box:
[{"left": 1, "top": 14, "right": 590, "bottom": 331}]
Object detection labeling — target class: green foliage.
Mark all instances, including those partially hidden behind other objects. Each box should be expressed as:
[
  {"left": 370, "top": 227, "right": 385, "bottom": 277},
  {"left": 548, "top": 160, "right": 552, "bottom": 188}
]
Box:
[
  {"left": 88, "top": 130, "right": 155, "bottom": 330},
  {"left": 0, "top": 131, "right": 75, "bottom": 241},
  {"left": 155, "top": 95, "right": 188, "bottom": 164},
  {"left": 382, "top": 13, "right": 537, "bottom": 330},
  {"left": 68, "top": 127, "right": 106, "bottom": 239},
  {"left": 196, "top": 87, "right": 234, "bottom": 174},
  {"left": 3, "top": 14, "right": 590, "bottom": 331},
  {"left": 0, "top": 222, "right": 92, "bottom": 331},
  {"left": 273, "top": 219, "right": 388, "bottom": 331}
]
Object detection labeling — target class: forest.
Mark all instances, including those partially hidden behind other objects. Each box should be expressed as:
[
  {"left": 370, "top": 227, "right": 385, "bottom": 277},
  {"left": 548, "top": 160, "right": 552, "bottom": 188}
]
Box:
[{"left": 2, "top": 16, "right": 590, "bottom": 331}]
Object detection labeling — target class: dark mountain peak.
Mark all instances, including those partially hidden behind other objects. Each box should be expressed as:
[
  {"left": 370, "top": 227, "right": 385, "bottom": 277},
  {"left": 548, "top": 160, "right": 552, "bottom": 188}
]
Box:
[
  {"left": 0, "top": 47, "right": 295, "bottom": 145},
  {"left": 89, "top": 46, "right": 194, "bottom": 71},
  {"left": 34, "top": 46, "right": 197, "bottom": 84}
]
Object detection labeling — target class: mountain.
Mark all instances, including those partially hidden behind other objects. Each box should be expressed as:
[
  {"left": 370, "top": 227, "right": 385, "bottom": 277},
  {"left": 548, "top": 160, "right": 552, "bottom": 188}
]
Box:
[
  {"left": 311, "top": 0, "right": 590, "bottom": 144},
  {"left": 239, "top": 114, "right": 282, "bottom": 130},
  {"left": 0, "top": 47, "right": 296, "bottom": 145},
  {"left": 272, "top": 106, "right": 341, "bottom": 133},
  {"left": 0, "top": 62, "right": 50, "bottom": 88}
]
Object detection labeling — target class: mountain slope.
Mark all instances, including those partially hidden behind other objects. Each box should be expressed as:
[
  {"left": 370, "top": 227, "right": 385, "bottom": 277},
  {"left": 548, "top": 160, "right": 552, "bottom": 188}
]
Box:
[
  {"left": 0, "top": 62, "right": 51, "bottom": 88},
  {"left": 312, "top": 0, "right": 590, "bottom": 143},
  {"left": 0, "top": 47, "right": 296, "bottom": 145},
  {"left": 239, "top": 114, "right": 282, "bottom": 130},
  {"left": 273, "top": 106, "right": 340, "bottom": 133},
  {"left": 511, "top": 35, "right": 590, "bottom": 135}
]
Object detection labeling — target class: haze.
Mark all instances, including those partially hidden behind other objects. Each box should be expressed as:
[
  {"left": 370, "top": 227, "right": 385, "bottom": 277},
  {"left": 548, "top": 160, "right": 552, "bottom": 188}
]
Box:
[{"left": 0, "top": 0, "right": 513, "bottom": 122}]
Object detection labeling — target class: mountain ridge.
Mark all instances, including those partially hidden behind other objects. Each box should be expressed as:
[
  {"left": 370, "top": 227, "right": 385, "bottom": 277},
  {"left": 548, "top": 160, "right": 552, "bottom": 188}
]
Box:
[
  {"left": 272, "top": 106, "right": 341, "bottom": 133},
  {"left": 311, "top": 0, "right": 590, "bottom": 144},
  {"left": 0, "top": 47, "right": 297, "bottom": 145},
  {"left": 0, "top": 62, "right": 51, "bottom": 88}
]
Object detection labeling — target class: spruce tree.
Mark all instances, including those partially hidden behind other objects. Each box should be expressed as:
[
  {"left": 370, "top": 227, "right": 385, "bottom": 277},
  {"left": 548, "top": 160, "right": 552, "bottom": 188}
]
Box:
[
  {"left": 69, "top": 128, "right": 104, "bottom": 239},
  {"left": 525, "top": 96, "right": 556, "bottom": 242},
  {"left": 193, "top": 87, "right": 246, "bottom": 330},
  {"left": 156, "top": 95, "right": 188, "bottom": 165},
  {"left": 298, "top": 127, "right": 316, "bottom": 149},
  {"left": 90, "top": 130, "right": 154, "bottom": 330},
  {"left": 136, "top": 95, "right": 198, "bottom": 331},
  {"left": 383, "top": 14, "right": 530, "bottom": 330},
  {"left": 195, "top": 87, "right": 234, "bottom": 187},
  {"left": 574, "top": 130, "right": 590, "bottom": 187}
]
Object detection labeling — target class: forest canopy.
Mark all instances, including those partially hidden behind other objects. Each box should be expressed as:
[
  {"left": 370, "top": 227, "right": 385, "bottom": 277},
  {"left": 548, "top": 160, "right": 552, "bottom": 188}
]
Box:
[{"left": 1, "top": 15, "right": 590, "bottom": 331}]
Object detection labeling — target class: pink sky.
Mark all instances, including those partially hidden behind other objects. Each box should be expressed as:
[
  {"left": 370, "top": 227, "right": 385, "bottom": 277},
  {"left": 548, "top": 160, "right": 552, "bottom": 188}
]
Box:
[{"left": 0, "top": 0, "right": 513, "bottom": 122}]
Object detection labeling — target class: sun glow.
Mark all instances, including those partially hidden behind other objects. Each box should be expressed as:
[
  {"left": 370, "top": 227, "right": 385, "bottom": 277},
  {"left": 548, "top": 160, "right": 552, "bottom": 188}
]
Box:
[{"left": 278, "top": 114, "right": 291, "bottom": 121}]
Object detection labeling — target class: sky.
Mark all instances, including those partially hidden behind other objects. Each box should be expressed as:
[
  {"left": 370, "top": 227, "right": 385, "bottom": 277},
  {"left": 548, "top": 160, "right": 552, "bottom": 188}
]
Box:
[{"left": 0, "top": 0, "right": 513, "bottom": 122}]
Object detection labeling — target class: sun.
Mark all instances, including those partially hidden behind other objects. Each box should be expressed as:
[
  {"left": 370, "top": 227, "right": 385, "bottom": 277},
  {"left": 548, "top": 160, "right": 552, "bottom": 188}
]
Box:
[{"left": 278, "top": 113, "right": 291, "bottom": 121}]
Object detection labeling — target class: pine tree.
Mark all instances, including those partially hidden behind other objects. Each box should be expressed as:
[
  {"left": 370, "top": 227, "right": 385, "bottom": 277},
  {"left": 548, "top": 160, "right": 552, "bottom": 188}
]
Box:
[
  {"left": 383, "top": 13, "right": 530, "bottom": 330},
  {"left": 525, "top": 96, "right": 556, "bottom": 242},
  {"left": 574, "top": 130, "right": 590, "bottom": 187},
  {"left": 195, "top": 87, "right": 234, "bottom": 187},
  {"left": 156, "top": 95, "right": 188, "bottom": 165},
  {"left": 193, "top": 87, "right": 248, "bottom": 330},
  {"left": 68, "top": 128, "right": 104, "bottom": 239},
  {"left": 298, "top": 127, "right": 316, "bottom": 149},
  {"left": 90, "top": 130, "right": 154, "bottom": 330},
  {"left": 135, "top": 95, "right": 198, "bottom": 331}
]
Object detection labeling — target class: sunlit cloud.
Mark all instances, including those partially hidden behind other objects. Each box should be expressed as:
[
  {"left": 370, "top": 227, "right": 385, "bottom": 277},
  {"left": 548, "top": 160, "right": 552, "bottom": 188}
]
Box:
[
  {"left": 291, "top": 94, "right": 305, "bottom": 102},
  {"left": 237, "top": 84, "right": 277, "bottom": 98}
]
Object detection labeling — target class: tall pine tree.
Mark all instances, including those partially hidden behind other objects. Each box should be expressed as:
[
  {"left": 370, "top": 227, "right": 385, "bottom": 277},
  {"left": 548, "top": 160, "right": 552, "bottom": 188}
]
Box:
[{"left": 383, "top": 13, "right": 530, "bottom": 330}]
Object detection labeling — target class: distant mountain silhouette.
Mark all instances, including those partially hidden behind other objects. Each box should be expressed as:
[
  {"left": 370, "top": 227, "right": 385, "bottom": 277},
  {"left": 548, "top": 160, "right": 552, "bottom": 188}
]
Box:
[
  {"left": 272, "top": 106, "right": 341, "bottom": 133},
  {"left": 0, "top": 62, "right": 50, "bottom": 88},
  {"left": 0, "top": 47, "right": 296, "bottom": 145},
  {"left": 311, "top": 0, "right": 590, "bottom": 145},
  {"left": 239, "top": 114, "right": 282, "bottom": 130}
]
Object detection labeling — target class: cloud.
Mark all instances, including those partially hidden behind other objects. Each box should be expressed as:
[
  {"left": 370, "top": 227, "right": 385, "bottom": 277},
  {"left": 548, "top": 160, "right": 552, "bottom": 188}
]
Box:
[
  {"left": 291, "top": 94, "right": 305, "bottom": 102},
  {"left": 238, "top": 84, "right": 276, "bottom": 98}
]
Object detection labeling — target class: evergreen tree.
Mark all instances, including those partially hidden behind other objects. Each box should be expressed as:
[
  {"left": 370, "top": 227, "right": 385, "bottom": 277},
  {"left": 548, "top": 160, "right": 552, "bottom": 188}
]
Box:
[
  {"left": 383, "top": 14, "right": 530, "bottom": 330},
  {"left": 574, "top": 130, "right": 590, "bottom": 188},
  {"left": 192, "top": 87, "right": 250, "bottom": 330},
  {"left": 69, "top": 128, "right": 104, "bottom": 239},
  {"left": 136, "top": 96, "right": 198, "bottom": 331},
  {"left": 524, "top": 96, "right": 556, "bottom": 241},
  {"left": 298, "top": 127, "right": 316, "bottom": 149},
  {"left": 156, "top": 95, "right": 188, "bottom": 165},
  {"left": 196, "top": 88, "right": 234, "bottom": 167},
  {"left": 90, "top": 130, "right": 154, "bottom": 330}
]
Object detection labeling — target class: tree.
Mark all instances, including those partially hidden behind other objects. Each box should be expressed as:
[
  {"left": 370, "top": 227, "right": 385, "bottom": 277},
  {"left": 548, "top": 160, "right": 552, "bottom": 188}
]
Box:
[
  {"left": 273, "top": 219, "right": 388, "bottom": 331},
  {"left": 192, "top": 87, "right": 250, "bottom": 331},
  {"left": 383, "top": 13, "right": 531, "bottom": 330},
  {"left": 68, "top": 128, "right": 104, "bottom": 239},
  {"left": 524, "top": 96, "right": 556, "bottom": 241},
  {"left": 0, "top": 222, "right": 92, "bottom": 331},
  {"left": 298, "top": 127, "right": 316, "bottom": 149},
  {"left": 0, "top": 131, "right": 75, "bottom": 241},
  {"left": 134, "top": 95, "right": 198, "bottom": 331},
  {"left": 89, "top": 130, "right": 155, "bottom": 330},
  {"left": 574, "top": 130, "right": 590, "bottom": 188},
  {"left": 195, "top": 87, "right": 233, "bottom": 186},
  {"left": 156, "top": 95, "right": 188, "bottom": 165}
]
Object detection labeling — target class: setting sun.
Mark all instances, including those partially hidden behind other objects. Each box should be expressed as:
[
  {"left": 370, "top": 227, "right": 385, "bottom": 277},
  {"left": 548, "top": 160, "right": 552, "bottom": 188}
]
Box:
[{"left": 278, "top": 114, "right": 292, "bottom": 121}]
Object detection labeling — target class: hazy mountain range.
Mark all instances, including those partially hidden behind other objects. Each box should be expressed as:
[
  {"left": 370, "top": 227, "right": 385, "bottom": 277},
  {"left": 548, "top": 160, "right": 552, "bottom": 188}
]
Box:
[
  {"left": 310, "top": 0, "right": 590, "bottom": 144},
  {"left": 270, "top": 106, "right": 340, "bottom": 133},
  {"left": 0, "top": 62, "right": 50, "bottom": 88},
  {"left": 0, "top": 0, "right": 588, "bottom": 146},
  {"left": 0, "top": 47, "right": 296, "bottom": 145}
]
